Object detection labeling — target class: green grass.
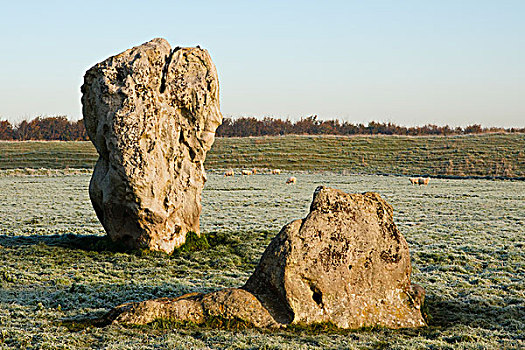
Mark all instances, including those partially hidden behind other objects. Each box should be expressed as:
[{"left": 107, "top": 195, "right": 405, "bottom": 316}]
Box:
[
  {"left": 134, "top": 315, "right": 256, "bottom": 332},
  {"left": 1, "top": 133, "right": 524, "bottom": 178},
  {"left": 0, "top": 174, "right": 523, "bottom": 349},
  {"left": 175, "top": 231, "right": 210, "bottom": 253}
]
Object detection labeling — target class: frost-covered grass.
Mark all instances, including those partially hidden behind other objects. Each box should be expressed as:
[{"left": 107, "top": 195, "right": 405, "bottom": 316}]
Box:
[
  {"left": 0, "top": 174, "right": 523, "bottom": 349},
  {"left": 0, "top": 168, "right": 91, "bottom": 177}
]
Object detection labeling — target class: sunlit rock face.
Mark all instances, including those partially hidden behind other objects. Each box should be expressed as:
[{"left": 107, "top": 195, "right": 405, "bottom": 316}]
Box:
[
  {"left": 105, "top": 288, "right": 280, "bottom": 329},
  {"left": 244, "top": 186, "right": 426, "bottom": 329},
  {"left": 81, "top": 38, "right": 222, "bottom": 253}
]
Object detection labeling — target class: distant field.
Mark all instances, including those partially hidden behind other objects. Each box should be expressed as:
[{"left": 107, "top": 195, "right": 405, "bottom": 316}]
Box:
[
  {"left": 1, "top": 133, "right": 524, "bottom": 178},
  {"left": 0, "top": 141, "right": 97, "bottom": 170}
]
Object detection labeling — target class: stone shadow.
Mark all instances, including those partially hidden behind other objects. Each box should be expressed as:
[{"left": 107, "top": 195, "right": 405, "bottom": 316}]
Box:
[
  {"left": 0, "top": 234, "right": 137, "bottom": 253},
  {"left": 422, "top": 293, "right": 523, "bottom": 332},
  {"left": 0, "top": 277, "right": 200, "bottom": 328}
]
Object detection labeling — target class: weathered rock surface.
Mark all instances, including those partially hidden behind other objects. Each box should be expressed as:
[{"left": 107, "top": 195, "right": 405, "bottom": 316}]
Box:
[
  {"left": 105, "top": 288, "right": 279, "bottom": 328},
  {"left": 81, "top": 38, "right": 222, "bottom": 253},
  {"left": 244, "top": 186, "right": 426, "bottom": 329},
  {"left": 105, "top": 186, "right": 425, "bottom": 330}
]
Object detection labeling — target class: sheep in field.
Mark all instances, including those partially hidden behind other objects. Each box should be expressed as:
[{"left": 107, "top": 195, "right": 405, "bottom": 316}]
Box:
[
  {"left": 409, "top": 177, "right": 430, "bottom": 185},
  {"left": 242, "top": 169, "right": 253, "bottom": 176},
  {"left": 286, "top": 176, "right": 296, "bottom": 184},
  {"left": 418, "top": 177, "right": 430, "bottom": 185},
  {"left": 224, "top": 169, "right": 234, "bottom": 177},
  {"left": 272, "top": 169, "right": 281, "bottom": 175}
]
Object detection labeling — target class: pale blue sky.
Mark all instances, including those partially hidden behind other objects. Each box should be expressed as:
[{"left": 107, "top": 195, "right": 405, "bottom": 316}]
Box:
[{"left": 0, "top": 0, "right": 523, "bottom": 127}]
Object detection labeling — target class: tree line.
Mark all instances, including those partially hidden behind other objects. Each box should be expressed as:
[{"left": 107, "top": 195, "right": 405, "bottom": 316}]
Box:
[
  {"left": 1, "top": 115, "right": 523, "bottom": 141},
  {"left": 0, "top": 116, "right": 88, "bottom": 141},
  {"left": 216, "top": 116, "right": 525, "bottom": 137}
]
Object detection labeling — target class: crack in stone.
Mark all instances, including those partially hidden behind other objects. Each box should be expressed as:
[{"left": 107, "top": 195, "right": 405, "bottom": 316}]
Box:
[{"left": 159, "top": 46, "right": 180, "bottom": 93}]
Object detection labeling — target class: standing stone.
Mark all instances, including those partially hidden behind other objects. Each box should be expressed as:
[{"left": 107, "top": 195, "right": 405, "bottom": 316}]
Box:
[
  {"left": 244, "top": 186, "right": 426, "bottom": 329},
  {"left": 81, "top": 38, "right": 222, "bottom": 253}
]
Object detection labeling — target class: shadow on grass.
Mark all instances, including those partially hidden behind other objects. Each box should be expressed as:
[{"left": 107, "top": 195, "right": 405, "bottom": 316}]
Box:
[
  {"left": 0, "top": 278, "right": 199, "bottom": 331},
  {"left": 1, "top": 235, "right": 522, "bottom": 335},
  {"left": 0, "top": 231, "right": 230, "bottom": 255},
  {"left": 0, "top": 234, "right": 130, "bottom": 253},
  {"left": 423, "top": 293, "right": 523, "bottom": 332}
]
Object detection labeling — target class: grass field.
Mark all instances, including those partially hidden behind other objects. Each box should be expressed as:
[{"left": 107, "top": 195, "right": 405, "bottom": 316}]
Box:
[
  {"left": 1, "top": 133, "right": 524, "bottom": 178},
  {"left": 0, "top": 173, "right": 523, "bottom": 349}
]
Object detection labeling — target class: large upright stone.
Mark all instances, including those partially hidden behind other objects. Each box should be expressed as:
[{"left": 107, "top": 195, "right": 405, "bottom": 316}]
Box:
[
  {"left": 244, "top": 186, "right": 426, "bottom": 329},
  {"left": 81, "top": 38, "right": 222, "bottom": 253}
]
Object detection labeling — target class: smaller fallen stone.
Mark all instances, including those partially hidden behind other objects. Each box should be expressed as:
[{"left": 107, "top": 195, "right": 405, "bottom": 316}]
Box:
[{"left": 103, "top": 186, "right": 426, "bottom": 330}]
